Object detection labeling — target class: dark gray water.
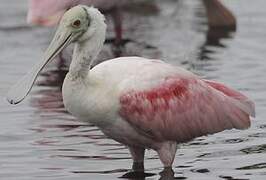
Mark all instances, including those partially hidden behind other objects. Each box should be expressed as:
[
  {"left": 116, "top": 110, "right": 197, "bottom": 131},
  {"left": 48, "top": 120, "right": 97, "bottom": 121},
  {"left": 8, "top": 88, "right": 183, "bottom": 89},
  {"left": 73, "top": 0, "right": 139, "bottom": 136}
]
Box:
[{"left": 0, "top": 0, "right": 265, "bottom": 179}]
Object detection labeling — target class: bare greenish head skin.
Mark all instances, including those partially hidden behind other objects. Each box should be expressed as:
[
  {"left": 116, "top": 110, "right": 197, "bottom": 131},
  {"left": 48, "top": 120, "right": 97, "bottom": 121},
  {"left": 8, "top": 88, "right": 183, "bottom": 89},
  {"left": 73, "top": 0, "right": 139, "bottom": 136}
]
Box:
[
  {"left": 7, "top": 5, "right": 94, "bottom": 104},
  {"left": 59, "top": 5, "right": 90, "bottom": 41}
]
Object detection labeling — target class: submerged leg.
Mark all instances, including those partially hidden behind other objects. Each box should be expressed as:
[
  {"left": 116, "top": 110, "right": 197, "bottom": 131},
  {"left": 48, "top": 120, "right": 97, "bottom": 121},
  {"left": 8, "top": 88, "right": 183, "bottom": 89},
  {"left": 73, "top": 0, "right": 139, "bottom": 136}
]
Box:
[
  {"left": 121, "top": 147, "right": 152, "bottom": 179},
  {"left": 129, "top": 146, "right": 145, "bottom": 171},
  {"left": 159, "top": 167, "right": 175, "bottom": 180},
  {"left": 157, "top": 141, "right": 177, "bottom": 167}
]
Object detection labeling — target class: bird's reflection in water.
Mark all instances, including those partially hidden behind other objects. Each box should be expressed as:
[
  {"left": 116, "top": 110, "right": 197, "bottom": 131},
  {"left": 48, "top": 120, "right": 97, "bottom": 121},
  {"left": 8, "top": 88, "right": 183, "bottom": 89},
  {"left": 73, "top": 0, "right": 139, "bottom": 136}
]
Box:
[
  {"left": 121, "top": 167, "right": 187, "bottom": 180},
  {"left": 159, "top": 168, "right": 186, "bottom": 180},
  {"left": 121, "top": 171, "right": 155, "bottom": 180},
  {"left": 199, "top": 26, "right": 236, "bottom": 61}
]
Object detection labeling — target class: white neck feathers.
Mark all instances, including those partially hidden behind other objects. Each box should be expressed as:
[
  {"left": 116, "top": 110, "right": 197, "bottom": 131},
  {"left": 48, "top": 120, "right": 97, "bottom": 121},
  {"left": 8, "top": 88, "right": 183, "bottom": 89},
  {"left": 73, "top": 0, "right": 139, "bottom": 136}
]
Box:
[{"left": 69, "top": 7, "right": 106, "bottom": 79}]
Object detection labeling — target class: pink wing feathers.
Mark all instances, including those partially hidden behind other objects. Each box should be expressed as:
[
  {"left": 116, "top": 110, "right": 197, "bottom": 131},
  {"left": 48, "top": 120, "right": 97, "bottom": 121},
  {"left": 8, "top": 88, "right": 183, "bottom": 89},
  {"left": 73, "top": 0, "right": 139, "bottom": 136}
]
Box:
[{"left": 119, "top": 76, "right": 255, "bottom": 143}]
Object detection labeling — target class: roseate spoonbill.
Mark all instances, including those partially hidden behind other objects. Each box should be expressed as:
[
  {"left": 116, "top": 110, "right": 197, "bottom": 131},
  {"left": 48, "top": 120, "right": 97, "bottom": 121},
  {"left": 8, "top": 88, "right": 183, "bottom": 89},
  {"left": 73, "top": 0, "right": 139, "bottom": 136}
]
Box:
[{"left": 7, "top": 6, "right": 255, "bottom": 169}]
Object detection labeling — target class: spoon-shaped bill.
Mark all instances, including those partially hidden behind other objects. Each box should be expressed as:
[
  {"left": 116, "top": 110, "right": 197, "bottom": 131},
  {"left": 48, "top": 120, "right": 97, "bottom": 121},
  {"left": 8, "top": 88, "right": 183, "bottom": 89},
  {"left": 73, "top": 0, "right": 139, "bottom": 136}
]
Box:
[{"left": 7, "top": 28, "right": 73, "bottom": 105}]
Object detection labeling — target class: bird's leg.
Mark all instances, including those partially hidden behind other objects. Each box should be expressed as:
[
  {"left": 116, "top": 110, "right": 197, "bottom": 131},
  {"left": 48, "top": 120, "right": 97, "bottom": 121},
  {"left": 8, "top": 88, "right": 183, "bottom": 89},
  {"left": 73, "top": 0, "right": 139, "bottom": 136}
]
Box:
[
  {"left": 111, "top": 7, "right": 123, "bottom": 45},
  {"left": 110, "top": 7, "right": 123, "bottom": 57},
  {"left": 129, "top": 146, "right": 145, "bottom": 171},
  {"left": 157, "top": 141, "right": 177, "bottom": 168}
]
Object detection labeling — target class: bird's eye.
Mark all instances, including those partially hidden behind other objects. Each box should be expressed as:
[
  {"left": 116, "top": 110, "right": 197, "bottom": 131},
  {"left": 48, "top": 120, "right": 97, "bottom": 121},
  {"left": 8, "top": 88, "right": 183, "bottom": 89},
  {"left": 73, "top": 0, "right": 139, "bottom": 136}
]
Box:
[{"left": 72, "top": 20, "right": 81, "bottom": 28}]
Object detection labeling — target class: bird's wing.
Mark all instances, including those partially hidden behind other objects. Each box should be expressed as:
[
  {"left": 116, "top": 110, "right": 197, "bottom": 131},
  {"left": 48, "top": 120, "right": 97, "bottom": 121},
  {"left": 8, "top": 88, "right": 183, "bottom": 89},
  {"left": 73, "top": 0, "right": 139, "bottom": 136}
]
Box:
[{"left": 119, "top": 76, "right": 255, "bottom": 142}]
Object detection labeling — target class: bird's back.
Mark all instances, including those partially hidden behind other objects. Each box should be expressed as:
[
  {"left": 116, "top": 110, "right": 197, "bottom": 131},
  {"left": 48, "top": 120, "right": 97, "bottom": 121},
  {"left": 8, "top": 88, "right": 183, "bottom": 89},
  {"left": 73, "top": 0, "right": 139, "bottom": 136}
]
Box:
[{"left": 91, "top": 57, "right": 196, "bottom": 92}]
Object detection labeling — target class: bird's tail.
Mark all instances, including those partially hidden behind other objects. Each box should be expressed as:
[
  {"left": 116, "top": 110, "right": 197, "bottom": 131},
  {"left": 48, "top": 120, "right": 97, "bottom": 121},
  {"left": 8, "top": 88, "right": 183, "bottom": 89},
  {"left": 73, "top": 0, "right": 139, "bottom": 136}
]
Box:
[{"left": 204, "top": 80, "right": 255, "bottom": 129}]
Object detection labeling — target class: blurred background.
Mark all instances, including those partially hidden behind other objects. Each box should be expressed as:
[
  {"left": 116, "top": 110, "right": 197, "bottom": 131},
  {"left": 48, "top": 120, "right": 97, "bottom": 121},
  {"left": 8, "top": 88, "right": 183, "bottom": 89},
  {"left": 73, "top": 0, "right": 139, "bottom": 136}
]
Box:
[{"left": 0, "top": 0, "right": 265, "bottom": 179}]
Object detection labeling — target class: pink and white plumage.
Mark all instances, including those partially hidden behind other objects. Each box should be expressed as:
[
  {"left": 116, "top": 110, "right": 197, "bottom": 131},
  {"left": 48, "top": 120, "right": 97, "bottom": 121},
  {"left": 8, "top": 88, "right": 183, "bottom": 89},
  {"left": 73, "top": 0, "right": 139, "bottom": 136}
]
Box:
[
  {"left": 8, "top": 6, "right": 255, "bottom": 169},
  {"left": 63, "top": 57, "right": 255, "bottom": 167}
]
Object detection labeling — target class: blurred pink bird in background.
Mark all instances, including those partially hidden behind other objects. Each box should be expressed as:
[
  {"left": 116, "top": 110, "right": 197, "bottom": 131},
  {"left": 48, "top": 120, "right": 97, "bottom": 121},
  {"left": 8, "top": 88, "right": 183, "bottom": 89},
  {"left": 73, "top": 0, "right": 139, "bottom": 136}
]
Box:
[
  {"left": 27, "top": 0, "right": 141, "bottom": 45},
  {"left": 27, "top": 0, "right": 237, "bottom": 47},
  {"left": 27, "top": 0, "right": 133, "bottom": 25}
]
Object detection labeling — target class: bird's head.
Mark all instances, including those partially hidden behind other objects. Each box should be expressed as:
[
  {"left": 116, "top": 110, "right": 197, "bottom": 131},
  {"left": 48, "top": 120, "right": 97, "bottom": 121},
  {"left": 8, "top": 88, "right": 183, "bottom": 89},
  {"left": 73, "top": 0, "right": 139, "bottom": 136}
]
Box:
[
  {"left": 7, "top": 5, "right": 106, "bottom": 104},
  {"left": 58, "top": 5, "right": 106, "bottom": 43}
]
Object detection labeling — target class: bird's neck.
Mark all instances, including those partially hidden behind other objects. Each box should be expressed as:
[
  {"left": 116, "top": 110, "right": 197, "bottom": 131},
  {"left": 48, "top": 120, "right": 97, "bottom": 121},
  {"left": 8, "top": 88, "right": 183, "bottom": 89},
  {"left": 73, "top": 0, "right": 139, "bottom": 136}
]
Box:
[{"left": 69, "top": 32, "right": 105, "bottom": 80}]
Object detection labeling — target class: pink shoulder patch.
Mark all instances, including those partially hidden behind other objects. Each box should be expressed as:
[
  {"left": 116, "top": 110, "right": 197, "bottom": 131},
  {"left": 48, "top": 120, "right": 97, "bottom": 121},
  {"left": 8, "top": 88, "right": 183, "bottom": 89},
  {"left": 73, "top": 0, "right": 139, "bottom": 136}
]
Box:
[
  {"left": 119, "top": 77, "right": 190, "bottom": 118},
  {"left": 118, "top": 77, "right": 198, "bottom": 141}
]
